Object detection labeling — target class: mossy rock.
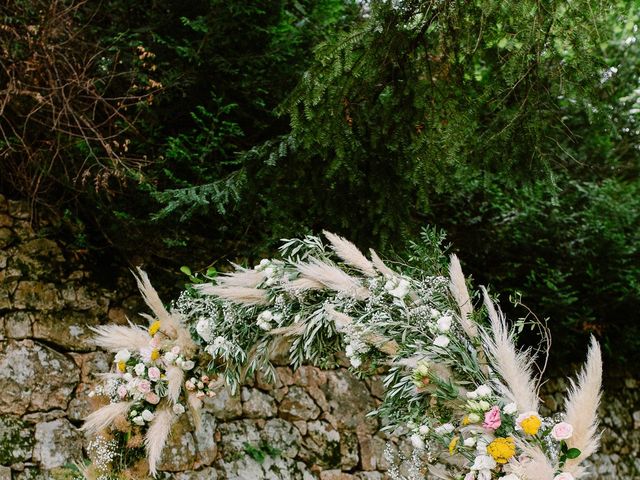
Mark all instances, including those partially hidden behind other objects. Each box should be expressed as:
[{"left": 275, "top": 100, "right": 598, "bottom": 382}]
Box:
[{"left": 0, "top": 415, "right": 34, "bottom": 464}]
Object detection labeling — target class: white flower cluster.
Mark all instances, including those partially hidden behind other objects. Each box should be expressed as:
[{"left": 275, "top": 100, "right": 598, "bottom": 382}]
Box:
[
  {"left": 384, "top": 276, "right": 411, "bottom": 299},
  {"left": 204, "top": 335, "right": 237, "bottom": 358},
  {"left": 256, "top": 309, "right": 283, "bottom": 331},
  {"left": 255, "top": 258, "right": 282, "bottom": 287},
  {"left": 87, "top": 435, "right": 118, "bottom": 472},
  {"left": 344, "top": 335, "right": 368, "bottom": 369}
]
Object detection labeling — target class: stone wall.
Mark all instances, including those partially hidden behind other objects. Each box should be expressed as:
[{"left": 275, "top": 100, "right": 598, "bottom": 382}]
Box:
[{"left": 0, "top": 195, "right": 638, "bottom": 479}]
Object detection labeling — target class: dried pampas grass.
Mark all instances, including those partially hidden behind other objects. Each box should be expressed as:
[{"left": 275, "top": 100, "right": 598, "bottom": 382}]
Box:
[
  {"left": 91, "top": 324, "right": 150, "bottom": 353},
  {"left": 509, "top": 442, "right": 557, "bottom": 480},
  {"left": 133, "top": 268, "right": 175, "bottom": 327},
  {"left": 81, "top": 401, "right": 133, "bottom": 435},
  {"left": 196, "top": 284, "right": 270, "bottom": 306},
  {"left": 563, "top": 337, "right": 602, "bottom": 475},
  {"left": 145, "top": 407, "right": 175, "bottom": 477},
  {"left": 323, "top": 230, "right": 376, "bottom": 276},
  {"left": 324, "top": 304, "right": 353, "bottom": 331},
  {"left": 216, "top": 268, "right": 265, "bottom": 288},
  {"left": 166, "top": 365, "right": 184, "bottom": 404},
  {"left": 448, "top": 254, "right": 477, "bottom": 339},
  {"left": 296, "top": 257, "right": 369, "bottom": 300},
  {"left": 369, "top": 248, "right": 396, "bottom": 276},
  {"left": 482, "top": 288, "right": 539, "bottom": 413}
]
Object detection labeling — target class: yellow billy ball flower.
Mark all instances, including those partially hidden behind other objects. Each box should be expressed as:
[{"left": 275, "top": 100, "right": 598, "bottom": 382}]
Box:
[
  {"left": 517, "top": 411, "right": 542, "bottom": 436},
  {"left": 149, "top": 320, "right": 161, "bottom": 336},
  {"left": 151, "top": 349, "right": 160, "bottom": 361},
  {"left": 486, "top": 437, "right": 516, "bottom": 464},
  {"left": 117, "top": 360, "right": 126, "bottom": 372},
  {"left": 448, "top": 436, "right": 459, "bottom": 455}
]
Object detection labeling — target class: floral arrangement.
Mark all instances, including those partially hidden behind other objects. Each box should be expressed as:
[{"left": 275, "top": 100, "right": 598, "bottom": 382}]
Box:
[{"left": 83, "top": 232, "right": 602, "bottom": 480}]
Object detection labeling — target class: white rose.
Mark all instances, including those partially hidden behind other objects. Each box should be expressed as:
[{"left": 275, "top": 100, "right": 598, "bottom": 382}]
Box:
[
  {"left": 390, "top": 279, "right": 410, "bottom": 298},
  {"left": 475, "top": 385, "right": 492, "bottom": 397},
  {"left": 350, "top": 357, "right": 362, "bottom": 368},
  {"left": 466, "top": 390, "right": 479, "bottom": 399},
  {"left": 181, "top": 360, "right": 195, "bottom": 371},
  {"left": 141, "top": 409, "right": 155, "bottom": 422},
  {"left": 434, "top": 423, "right": 454, "bottom": 435},
  {"left": 433, "top": 335, "right": 450, "bottom": 348},
  {"left": 132, "top": 415, "right": 145, "bottom": 426},
  {"left": 463, "top": 437, "right": 477, "bottom": 447},
  {"left": 134, "top": 363, "right": 146, "bottom": 376},
  {"left": 478, "top": 400, "right": 491, "bottom": 411},
  {"left": 115, "top": 349, "right": 131, "bottom": 362},
  {"left": 164, "top": 351, "right": 177, "bottom": 363},
  {"left": 196, "top": 318, "right": 213, "bottom": 342},
  {"left": 173, "top": 403, "right": 186, "bottom": 415},
  {"left": 256, "top": 259, "right": 270, "bottom": 270},
  {"left": 345, "top": 344, "right": 354, "bottom": 357},
  {"left": 123, "top": 373, "right": 133, "bottom": 382},
  {"left": 437, "top": 315, "right": 452, "bottom": 332},
  {"left": 467, "top": 413, "right": 481, "bottom": 423},
  {"left": 471, "top": 454, "right": 497, "bottom": 470},
  {"left": 551, "top": 422, "right": 574, "bottom": 441},
  {"left": 257, "top": 310, "right": 273, "bottom": 322},
  {"left": 410, "top": 433, "right": 425, "bottom": 450},
  {"left": 418, "top": 425, "right": 430, "bottom": 435},
  {"left": 503, "top": 402, "right": 517, "bottom": 415}
]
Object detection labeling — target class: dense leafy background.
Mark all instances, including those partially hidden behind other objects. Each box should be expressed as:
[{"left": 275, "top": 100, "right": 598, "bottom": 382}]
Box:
[{"left": 1, "top": 0, "right": 638, "bottom": 367}]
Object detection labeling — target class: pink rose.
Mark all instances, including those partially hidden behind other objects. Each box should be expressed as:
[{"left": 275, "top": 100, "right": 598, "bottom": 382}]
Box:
[
  {"left": 551, "top": 422, "right": 574, "bottom": 441},
  {"left": 148, "top": 366, "right": 161, "bottom": 382},
  {"left": 145, "top": 392, "right": 160, "bottom": 405},
  {"left": 482, "top": 405, "right": 502, "bottom": 430},
  {"left": 138, "top": 379, "right": 151, "bottom": 394},
  {"left": 117, "top": 385, "right": 128, "bottom": 399},
  {"left": 553, "top": 473, "right": 575, "bottom": 480}
]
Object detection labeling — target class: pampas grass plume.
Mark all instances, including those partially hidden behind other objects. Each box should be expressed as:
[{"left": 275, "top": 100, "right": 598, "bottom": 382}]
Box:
[
  {"left": 482, "top": 288, "right": 539, "bottom": 413},
  {"left": 323, "top": 230, "right": 376, "bottom": 276},
  {"left": 296, "top": 257, "right": 369, "bottom": 300},
  {"left": 196, "top": 284, "right": 270, "bottom": 306},
  {"left": 563, "top": 336, "right": 602, "bottom": 475},
  {"left": 91, "top": 324, "right": 149, "bottom": 353},
  {"left": 448, "top": 254, "right": 477, "bottom": 339},
  {"left": 81, "top": 401, "right": 133, "bottom": 435},
  {"left": 146, "top": 407, "right": 175, "bottom": 477}
]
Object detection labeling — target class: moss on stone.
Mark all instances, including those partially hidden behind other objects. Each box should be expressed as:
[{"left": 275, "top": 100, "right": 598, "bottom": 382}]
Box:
[{"left": 0, "top": 415, "right": 34, "bottom": 464}]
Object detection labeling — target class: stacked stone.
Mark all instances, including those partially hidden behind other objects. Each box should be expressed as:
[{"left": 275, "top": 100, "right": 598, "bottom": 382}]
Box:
[
  {"left": 160, "top": 364, "right": 399, "bottom": 480},
  {"left": 0, "top": 195, "right": 638, "bottom": 479}
]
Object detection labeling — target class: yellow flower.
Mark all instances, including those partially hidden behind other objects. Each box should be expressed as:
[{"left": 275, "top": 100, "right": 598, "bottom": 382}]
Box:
[
  {"left": 448, "top": 436, "right": 459, "bottom": 455},
  {"left": 462, "top": 415, "right": 470, "bottom": 426},
  {"left": 149, "top": 321, "right": 161, "bottom": 336},
  {"left": 517, "top": 411, "right": 542, "bottom": 436},
  {"left": 486, "top": 437, "right": 516, "bottom": 464},
  {"left": 117, "top": 360, "right": 126, "bottom": 372},
  {"left": 151, "top": 349, "right": 160, "bottom": 361}
]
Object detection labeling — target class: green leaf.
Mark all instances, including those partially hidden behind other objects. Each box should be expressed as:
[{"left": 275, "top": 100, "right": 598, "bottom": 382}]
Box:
[
  {"left": 566, "top": 448, "right": 581, "bottom": 459},
  {"left": 180, "top": 266, "right": 192, "bottom": 276},
  {"left": 206, "top": 267, "right": 218, "bottom": 277}
]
